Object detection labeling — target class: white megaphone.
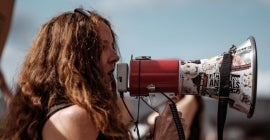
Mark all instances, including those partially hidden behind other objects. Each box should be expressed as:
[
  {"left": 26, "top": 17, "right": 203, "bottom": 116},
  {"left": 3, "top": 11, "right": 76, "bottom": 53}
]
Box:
[{"left": 117, "top": 36, "right": 257, "bottom": 118}]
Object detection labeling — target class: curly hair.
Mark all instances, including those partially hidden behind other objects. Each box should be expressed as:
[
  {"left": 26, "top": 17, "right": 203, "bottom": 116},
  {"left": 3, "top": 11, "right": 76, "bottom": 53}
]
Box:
[{"left": 1, "top": 10, "right": 130, "bottom": 140}]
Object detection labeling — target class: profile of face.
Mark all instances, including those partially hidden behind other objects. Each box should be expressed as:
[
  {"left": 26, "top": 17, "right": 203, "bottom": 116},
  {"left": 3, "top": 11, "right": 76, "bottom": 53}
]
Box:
[{"left": 97, "top": 21, "right": 119, "bottom": 82}]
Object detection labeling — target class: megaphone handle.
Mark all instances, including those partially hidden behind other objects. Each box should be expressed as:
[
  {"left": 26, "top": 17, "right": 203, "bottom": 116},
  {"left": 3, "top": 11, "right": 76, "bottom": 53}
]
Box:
[
  {"left": 217, "top": 47, "right": 234, "bottom": 140},
  {"left": 217, "top": 98, "right": 228, "bottom": 140}
]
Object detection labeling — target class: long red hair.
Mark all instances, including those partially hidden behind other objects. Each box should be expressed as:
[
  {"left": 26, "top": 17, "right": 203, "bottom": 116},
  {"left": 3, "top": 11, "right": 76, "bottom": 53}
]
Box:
[{"left": 1, "top": 10, "right": 130, "bottom": 140}]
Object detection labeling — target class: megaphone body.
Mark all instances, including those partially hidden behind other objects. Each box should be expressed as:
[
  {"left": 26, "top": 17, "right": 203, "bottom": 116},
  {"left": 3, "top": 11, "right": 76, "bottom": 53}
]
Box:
[{"left": 117, "top": 36, "right": 257, "bottom": 118}]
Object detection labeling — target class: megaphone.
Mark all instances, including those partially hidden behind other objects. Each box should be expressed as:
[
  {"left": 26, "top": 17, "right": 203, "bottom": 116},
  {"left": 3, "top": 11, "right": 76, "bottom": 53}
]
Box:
[{"left": 117, "top": 36, "right": 257, "bottom": 118}]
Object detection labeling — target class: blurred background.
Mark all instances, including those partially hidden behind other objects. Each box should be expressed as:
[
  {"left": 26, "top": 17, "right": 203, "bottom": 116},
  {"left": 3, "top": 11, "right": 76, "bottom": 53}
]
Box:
[{"left": 0, "top": 0, "right": 269, "bottom": 140}]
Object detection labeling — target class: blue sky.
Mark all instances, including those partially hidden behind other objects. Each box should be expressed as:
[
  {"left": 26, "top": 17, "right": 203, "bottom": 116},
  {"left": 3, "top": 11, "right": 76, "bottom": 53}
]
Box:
[{"left": 2, "top": 0, "right": 270, "bottom": 97}]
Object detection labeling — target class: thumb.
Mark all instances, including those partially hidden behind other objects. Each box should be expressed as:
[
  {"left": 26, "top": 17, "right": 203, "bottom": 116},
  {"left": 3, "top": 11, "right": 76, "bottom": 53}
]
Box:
[{"left": 160, "top": 102, "right": 173, "bottom": 117}]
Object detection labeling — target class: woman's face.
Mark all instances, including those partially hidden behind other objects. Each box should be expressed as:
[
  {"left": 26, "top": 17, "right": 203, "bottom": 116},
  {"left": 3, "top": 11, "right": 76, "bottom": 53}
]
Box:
[{"left": 97, "top": 21, "right": 119, "bottom": 82}]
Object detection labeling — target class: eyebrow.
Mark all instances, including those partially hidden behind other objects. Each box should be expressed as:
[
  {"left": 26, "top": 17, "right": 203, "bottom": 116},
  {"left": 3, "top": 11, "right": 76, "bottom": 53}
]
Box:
[
  {"left": 102, "top": 40, "right": 109, "bottom": 44},
  {"left": 102, "top": 40, "right": 114, "bottom": 47}
]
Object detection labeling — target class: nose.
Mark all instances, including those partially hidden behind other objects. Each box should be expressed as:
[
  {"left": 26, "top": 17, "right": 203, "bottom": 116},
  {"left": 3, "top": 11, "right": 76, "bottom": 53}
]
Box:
[{"left": 110, "top": 52, "right": 120, "bottom": 64}]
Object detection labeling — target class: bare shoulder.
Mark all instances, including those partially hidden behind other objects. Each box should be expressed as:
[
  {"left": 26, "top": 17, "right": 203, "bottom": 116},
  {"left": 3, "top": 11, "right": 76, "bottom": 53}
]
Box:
[{"left": 42, "top": 105, "right": 99, "bottom": 140}]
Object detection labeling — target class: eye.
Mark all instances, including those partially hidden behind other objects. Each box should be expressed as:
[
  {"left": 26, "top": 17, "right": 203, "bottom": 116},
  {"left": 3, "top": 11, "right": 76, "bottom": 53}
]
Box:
[
  {"left": 101, "top": 40, "right": 114, "bottom": 50},
  {"left": 112, "top": 43, "right": 116, "bottom": 50}
]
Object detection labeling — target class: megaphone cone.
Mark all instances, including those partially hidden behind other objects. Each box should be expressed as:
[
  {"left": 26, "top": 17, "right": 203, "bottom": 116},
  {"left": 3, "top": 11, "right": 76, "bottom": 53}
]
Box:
[{"left": 117, "top": 36, "right": 257, "bottom": 118}]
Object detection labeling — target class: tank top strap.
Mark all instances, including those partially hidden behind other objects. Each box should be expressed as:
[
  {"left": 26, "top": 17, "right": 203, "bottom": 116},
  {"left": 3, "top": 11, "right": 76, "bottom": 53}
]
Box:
[
  {"left": 46, "top": 102, "right": 73, "bottom": 120},
  {"left": 38, "top": 102, "right": 73, "bottom": 139}
]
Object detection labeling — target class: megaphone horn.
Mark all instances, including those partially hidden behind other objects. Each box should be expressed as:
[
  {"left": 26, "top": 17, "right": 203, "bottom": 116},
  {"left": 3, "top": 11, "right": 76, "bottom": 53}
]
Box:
[{"left": 116, "top": 36, "right": 257, "bottom": 118}]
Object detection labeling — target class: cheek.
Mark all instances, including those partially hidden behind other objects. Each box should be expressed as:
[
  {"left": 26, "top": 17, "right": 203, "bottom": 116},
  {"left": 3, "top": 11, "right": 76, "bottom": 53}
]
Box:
[
  {"left": 100, "top": 52, "right": 109, "bottom": 71},
  {"left": 99, "top": 52, "right": 105, "bottom": 67}
]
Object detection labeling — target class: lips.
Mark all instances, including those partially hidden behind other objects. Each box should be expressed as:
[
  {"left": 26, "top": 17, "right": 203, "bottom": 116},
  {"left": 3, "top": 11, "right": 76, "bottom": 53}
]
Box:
[{"left": 107, "top": 69, "right": 115, "bottom": 81}]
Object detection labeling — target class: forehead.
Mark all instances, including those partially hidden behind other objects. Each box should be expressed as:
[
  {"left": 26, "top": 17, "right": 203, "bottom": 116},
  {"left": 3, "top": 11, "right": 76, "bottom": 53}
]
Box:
[{"left": 96, "top": 21, "right": 113, "bottom": 44}]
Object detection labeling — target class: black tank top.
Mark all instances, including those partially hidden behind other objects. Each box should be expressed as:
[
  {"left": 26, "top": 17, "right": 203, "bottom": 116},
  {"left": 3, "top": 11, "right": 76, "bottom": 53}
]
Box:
[{"left": 39, "top": 103, "right": 111, "bottom": 140}]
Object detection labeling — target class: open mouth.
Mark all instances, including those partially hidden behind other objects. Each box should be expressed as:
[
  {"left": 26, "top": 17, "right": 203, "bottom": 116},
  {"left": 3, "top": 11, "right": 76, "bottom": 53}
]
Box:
[{"left": 107, "top": 70, "right": 115, "bottom": 81}]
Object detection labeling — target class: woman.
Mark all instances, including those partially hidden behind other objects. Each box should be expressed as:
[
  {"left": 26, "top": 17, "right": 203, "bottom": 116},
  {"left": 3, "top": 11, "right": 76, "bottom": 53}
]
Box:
[
  {"left": 1, "top": 8, "right": 186, "bottom": 140},
  {"left": 1, "top": 8, "right": 130, "bottom": 140}
]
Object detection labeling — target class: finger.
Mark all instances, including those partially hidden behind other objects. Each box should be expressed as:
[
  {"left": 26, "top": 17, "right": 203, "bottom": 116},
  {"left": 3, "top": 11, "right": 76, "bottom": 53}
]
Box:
[
  {"left": 160, "top": 102, "right": 172, "bottom": 116},
  {"left": 180, "top": 117, "right": 188, "bottom": 131},
  {"left": 171, "top": 96, "right": 181, "bottom": 103},
  {"left": 178, "top": 111, "right": 182, "bottom": 117}
]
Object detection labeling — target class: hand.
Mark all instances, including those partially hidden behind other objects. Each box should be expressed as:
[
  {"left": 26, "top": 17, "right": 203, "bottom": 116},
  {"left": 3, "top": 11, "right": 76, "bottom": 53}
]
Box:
[{"left": 152, "top": 99, "right": 186, "bottom": 140}]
